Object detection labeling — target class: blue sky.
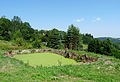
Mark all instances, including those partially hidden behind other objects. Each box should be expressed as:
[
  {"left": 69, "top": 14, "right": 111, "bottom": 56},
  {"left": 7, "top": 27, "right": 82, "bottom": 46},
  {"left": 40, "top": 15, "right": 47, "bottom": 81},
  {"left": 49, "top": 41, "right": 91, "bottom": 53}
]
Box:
[{"left": 0, "top": 0, "right": 120, "bottom": 38}]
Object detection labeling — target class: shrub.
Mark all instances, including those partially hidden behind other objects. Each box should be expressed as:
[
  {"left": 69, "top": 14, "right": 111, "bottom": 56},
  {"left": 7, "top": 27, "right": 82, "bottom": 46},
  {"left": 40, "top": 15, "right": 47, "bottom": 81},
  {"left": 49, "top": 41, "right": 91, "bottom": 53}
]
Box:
[
  {"left": 32, "top": 39, "right": 42, "bottom": 48},
  {"left": 111, "top": 49, "right": 120, "bottom": 59}
]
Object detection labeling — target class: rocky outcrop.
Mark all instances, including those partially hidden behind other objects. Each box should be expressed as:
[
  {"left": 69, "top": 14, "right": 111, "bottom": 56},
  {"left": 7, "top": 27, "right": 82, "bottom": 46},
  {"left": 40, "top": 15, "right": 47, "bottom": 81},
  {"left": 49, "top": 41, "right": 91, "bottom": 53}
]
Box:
[{"left": 3, "top": 49, "right": 98, "bottom": 63}]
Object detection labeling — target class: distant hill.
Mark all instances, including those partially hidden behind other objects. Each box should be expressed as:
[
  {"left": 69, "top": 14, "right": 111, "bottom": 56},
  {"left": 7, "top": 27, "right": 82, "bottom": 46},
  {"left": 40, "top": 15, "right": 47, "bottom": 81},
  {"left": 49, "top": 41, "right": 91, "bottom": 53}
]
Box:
[{"left": 98, "top": 37, "right": 120, "bottom": 42}]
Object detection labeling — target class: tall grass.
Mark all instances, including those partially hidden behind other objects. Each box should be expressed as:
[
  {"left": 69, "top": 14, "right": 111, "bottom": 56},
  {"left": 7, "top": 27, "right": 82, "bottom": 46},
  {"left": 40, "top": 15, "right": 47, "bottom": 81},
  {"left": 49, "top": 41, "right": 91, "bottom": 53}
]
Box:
[
  {"left": 0, "top": 40, "right": 21, "bottom": 50},
  {"left": 0, "top": 40, "right": 51, "bottom": 51},
  {"left": 0, "top": 51, "right": 120, "bottom": 81}
]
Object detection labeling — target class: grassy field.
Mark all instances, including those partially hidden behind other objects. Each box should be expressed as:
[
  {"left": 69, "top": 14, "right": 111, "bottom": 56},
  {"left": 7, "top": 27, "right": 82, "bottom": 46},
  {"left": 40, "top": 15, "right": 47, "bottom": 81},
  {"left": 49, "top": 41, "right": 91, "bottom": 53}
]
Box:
[
  {"left": 14, "top": 53, "right": 78, "bottom": 66},
  {"left": 0, "top": 51, "right": 120, "bottom": 81}
]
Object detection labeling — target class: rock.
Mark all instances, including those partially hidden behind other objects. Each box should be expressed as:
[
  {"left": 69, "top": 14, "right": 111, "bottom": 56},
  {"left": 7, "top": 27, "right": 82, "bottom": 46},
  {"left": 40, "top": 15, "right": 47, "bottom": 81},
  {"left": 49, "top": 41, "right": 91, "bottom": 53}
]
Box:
[
  {"left": 104, "top": 61, "right": 113, "bottom": 65},
  {"left": 20, "top": 50, "right": 31, "bottom": 54},
  {"left": 3, "top": 49, "right": 98, "bottom": 63},
  {"left": 3, "top": 52, "right": 8, "bottom": 57},
  {"left": 11, "top": 52, "right": 17, "bottom": 56},
  {"left": 11, "top": 50, "right": 18, "bottom": 54},
  {"left": 97, "top": 67, "right": 100, "bottom": 69},
  {"left": 109, "top": 66, "right": 114, "bottom": 70}
]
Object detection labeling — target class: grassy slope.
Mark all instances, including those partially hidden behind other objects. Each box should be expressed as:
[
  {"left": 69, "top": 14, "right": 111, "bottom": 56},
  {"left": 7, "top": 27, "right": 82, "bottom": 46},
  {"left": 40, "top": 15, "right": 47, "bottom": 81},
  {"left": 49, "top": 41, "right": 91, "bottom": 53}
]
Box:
[
  {"left": 0, "top": 40, "right": 51, "bottom": 51},
  {"left": 0, "top": 40, "right": 19, "bottom": 50},
  {"left": 0, "top": 51, "right": 120, "bottom": 81},
  {"left": 14, "top": 53, "right": 78, "bottom": 66}
]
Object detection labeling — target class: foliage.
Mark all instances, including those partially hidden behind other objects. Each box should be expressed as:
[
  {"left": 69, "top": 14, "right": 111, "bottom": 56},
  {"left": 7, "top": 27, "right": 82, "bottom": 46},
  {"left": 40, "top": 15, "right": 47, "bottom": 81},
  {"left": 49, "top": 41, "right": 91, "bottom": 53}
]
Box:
[
  {"left": 82, "top": 33, "right": 93, "bottom": 44},
  {"left": 111, "top": 49, "right": 120, "bottom": 59},
  {"left": 32, "top": 39, "right": 41, "bottom": 48},
  {"left": 0, "top": 16, "right": 120, "bottom": 59},
  {"left": 88, "top": 38, "right": 120, "bottom": 58},
  {"left": 46, "top": 29, "right": 65, "bottom": 49},
  {"left": 0, "top": 17, "right": 12, "bottom": 40},
  {"left": 0, "top": 16, "right": 41, "bottom": 48},
  {"left": 0, "top": 40, "right": 19, "bottom": 50},
  {"left": 65, "top": 24, "right": 81, "bottom": 50},
  {"left": 113, "top": 42, "right": 120, "bottom": 50},
  {"left": 0, "top": 51, "right": 120, "bottom": 81},
  {"left": 88, "top": 38, "right": 113, "bottom": 55}
]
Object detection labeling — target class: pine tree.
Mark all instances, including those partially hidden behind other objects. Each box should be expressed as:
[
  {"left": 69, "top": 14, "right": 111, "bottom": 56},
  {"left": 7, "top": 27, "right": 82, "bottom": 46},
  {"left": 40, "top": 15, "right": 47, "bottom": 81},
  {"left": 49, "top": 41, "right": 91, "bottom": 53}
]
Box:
[
  {"left": 47, "top": 29, "right": 61, "bottom": 49},
  {"left": 66, "top": 24, "right": 80, "bottom": 50}
]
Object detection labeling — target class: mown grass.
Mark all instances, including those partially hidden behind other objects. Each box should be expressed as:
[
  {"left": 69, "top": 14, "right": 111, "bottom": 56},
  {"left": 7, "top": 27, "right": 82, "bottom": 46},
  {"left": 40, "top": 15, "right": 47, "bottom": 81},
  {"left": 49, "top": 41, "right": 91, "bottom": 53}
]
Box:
[
  {"left": 14, "top": 53, "right": 78, "bottom": 66},
  {"left": 0, "top": 51, "right": 120, "bottom": 81}
]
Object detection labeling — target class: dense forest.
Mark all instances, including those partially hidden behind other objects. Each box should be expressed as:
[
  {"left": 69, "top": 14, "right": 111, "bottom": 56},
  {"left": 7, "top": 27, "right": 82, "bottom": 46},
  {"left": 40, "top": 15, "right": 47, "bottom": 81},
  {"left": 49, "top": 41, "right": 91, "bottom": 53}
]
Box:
[{"left": 0, "top": 16, "right": 120, "bottom": 58}]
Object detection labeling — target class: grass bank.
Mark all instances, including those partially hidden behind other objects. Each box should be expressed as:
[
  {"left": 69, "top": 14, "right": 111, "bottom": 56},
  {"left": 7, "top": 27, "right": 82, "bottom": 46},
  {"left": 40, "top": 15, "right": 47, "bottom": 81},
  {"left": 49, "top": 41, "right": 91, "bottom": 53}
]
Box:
[{"left": 0, "top": 51, "right": 120, "bottom": 81}]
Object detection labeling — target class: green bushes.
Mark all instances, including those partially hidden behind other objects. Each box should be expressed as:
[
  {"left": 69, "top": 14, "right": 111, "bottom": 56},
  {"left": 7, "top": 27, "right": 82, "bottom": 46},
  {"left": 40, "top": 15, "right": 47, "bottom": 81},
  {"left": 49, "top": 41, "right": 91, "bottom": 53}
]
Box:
[
  {"left": 0, "top": 16, "right": 43, "bottom": 49},
  {"left": 88, "top": 38, "right": 113, "bottom": 55},
  {"left": 0, "top": 40, "right": 41, "bottom": 50},
  {"left": 111, "top": 49, "right": 120, "bottom": 59},
  {"left": 32, "top": 39, "right": 41, "bottom": 48},
  {"left": 0, "top": 40, "right": 19, "bottom": 50},
  {"left": 88, "top": 38, "right": 120, "bottom": 58}
]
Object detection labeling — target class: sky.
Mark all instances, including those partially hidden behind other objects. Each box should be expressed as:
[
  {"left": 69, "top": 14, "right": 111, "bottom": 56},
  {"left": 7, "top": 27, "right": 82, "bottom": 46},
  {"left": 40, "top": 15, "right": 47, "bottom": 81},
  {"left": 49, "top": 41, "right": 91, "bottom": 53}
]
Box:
[{"left": 0, "top": 0, "right": 120, "bottom": 38}]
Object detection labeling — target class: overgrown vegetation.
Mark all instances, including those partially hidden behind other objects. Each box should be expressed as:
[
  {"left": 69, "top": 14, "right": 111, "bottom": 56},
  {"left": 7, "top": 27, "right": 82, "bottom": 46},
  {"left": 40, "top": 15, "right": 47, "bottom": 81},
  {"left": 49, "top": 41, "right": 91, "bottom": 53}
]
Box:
[
  {"left": 0, "top": 16, "right": 87, "bottom": 50},
  {"left": 88, "top": 38, "right": 120, "bottom": 58},
  {"left": 0, "top": 40, "right": 19, "bottom": 50},
  {"left": 0, "top": 16, "right": 120, "bottom": 58},
  {"left": 0, "top": 16, "right": 120, "bottom": 81},
  {"left": 0, "top": 51, "right": 120, "bottom": 81}
]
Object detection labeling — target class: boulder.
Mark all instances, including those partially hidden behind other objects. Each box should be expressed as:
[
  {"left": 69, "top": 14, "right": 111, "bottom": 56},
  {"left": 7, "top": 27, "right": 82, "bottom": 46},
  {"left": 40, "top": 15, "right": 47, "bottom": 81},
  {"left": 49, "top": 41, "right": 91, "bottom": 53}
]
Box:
[{"left": 20, "top": 50, "right": 31, "bottom": 54}]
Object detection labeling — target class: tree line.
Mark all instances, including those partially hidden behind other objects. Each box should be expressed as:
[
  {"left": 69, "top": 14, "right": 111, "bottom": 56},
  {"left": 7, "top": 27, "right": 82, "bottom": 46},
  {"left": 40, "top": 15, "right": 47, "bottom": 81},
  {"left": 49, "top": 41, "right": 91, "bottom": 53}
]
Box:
[
  {"left": 0, "top": 16, "right": 92, "bottom": 50},
  {"left": 0, "top": 16, "right": 120, "bottom": 58}
]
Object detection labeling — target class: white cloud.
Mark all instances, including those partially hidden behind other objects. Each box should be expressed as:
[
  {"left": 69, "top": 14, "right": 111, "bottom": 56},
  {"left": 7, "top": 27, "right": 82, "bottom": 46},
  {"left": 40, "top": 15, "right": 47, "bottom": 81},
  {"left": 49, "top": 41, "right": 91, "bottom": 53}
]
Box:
[
  {"left": 75, "top": 18, "right": 85, "bottom": 23},
  {"left": 96, "top": 17, "right": 101, "bottom": 21},
  {"left": 93, "top": 17, "right": 101, "bottom": 22}
]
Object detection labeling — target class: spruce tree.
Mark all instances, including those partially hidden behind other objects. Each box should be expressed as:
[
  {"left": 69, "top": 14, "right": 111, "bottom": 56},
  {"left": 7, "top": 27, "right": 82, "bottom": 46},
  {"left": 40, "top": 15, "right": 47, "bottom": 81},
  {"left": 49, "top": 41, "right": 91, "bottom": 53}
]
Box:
[{"left": 66, "top": 24, "right": 80, "bottom": 50}]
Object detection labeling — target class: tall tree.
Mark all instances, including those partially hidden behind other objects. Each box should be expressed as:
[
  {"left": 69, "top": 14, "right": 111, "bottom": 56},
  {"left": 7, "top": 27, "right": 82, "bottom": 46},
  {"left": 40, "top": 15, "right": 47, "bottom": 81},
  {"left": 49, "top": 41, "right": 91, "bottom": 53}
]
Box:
[
  {"left": 11, "top": 16, "right": 22, "bottom": 32},
  {"left": 12, "top": 30, "right": 24, "bottom": 46},
  {"left": 102, "top": 39, "right": 113, "bottom": 55},
  {"left": 66, "top": 24, "right": 80, "bottom": 50},
  {"left": 88, "top": 38, "right": 113, "bottom": 56},
  {"left": 82, "top": 33, "right": 93, "bottom": 44},
  {"left": 47, "top": 28, "right": 61, "bottom": 49},
  {"left": 21, "top": 22, "right": 34, "bottom": 40},
  {"left": 0, "top": 17, "right": 12, "bottom": 40}
]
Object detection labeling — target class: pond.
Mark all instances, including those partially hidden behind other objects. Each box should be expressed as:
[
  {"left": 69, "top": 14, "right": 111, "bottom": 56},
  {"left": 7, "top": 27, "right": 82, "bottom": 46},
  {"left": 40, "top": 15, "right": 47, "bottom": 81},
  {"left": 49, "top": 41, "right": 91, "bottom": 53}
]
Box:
[{"left": 14, "top": 53, "right": 78, "bottom": 66}]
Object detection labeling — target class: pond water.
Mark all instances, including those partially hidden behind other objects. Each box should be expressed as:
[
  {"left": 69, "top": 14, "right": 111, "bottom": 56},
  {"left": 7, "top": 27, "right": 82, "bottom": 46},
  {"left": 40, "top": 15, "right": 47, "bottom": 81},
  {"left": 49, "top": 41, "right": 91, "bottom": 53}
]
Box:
[{"left": 14, "top": 53, "right": 78, "bottom": 66}]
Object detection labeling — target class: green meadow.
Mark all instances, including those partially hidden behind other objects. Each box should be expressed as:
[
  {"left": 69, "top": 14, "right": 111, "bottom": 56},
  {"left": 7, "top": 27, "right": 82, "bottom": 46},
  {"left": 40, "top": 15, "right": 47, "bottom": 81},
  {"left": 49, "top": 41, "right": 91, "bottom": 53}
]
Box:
[
  {"left": 14, "top": 53, "right": 78, "bottom": 66},
  {"left": 0, "top": 51, "right": 120, "bottom": 81}
]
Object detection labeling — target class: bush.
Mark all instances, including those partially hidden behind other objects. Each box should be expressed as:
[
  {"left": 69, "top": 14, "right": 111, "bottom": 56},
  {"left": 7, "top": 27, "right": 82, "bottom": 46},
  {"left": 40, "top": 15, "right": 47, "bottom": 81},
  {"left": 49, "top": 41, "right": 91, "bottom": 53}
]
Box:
[
  {"left": 15, "top": 38, "right": 24, "bottom": 46},
  {"left": 32, "top": 39, "right": 41, "bottom": 48},
  {"left": 0, "top": 40, "right": 19, "bottom": 50},
  {"left": 111, "top": 49, "right": 120, "bottom": 59}
]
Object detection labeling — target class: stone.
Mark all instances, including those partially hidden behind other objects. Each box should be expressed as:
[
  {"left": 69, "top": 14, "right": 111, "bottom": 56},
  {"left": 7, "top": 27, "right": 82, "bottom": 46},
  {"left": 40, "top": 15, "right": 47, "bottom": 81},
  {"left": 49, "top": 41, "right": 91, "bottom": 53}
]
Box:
[
  {"left": 20, "top": 50, "right": 31, "bottom": 54},
  {"left": 104, "top": 61, "right": 113, "bottom": 65}
]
